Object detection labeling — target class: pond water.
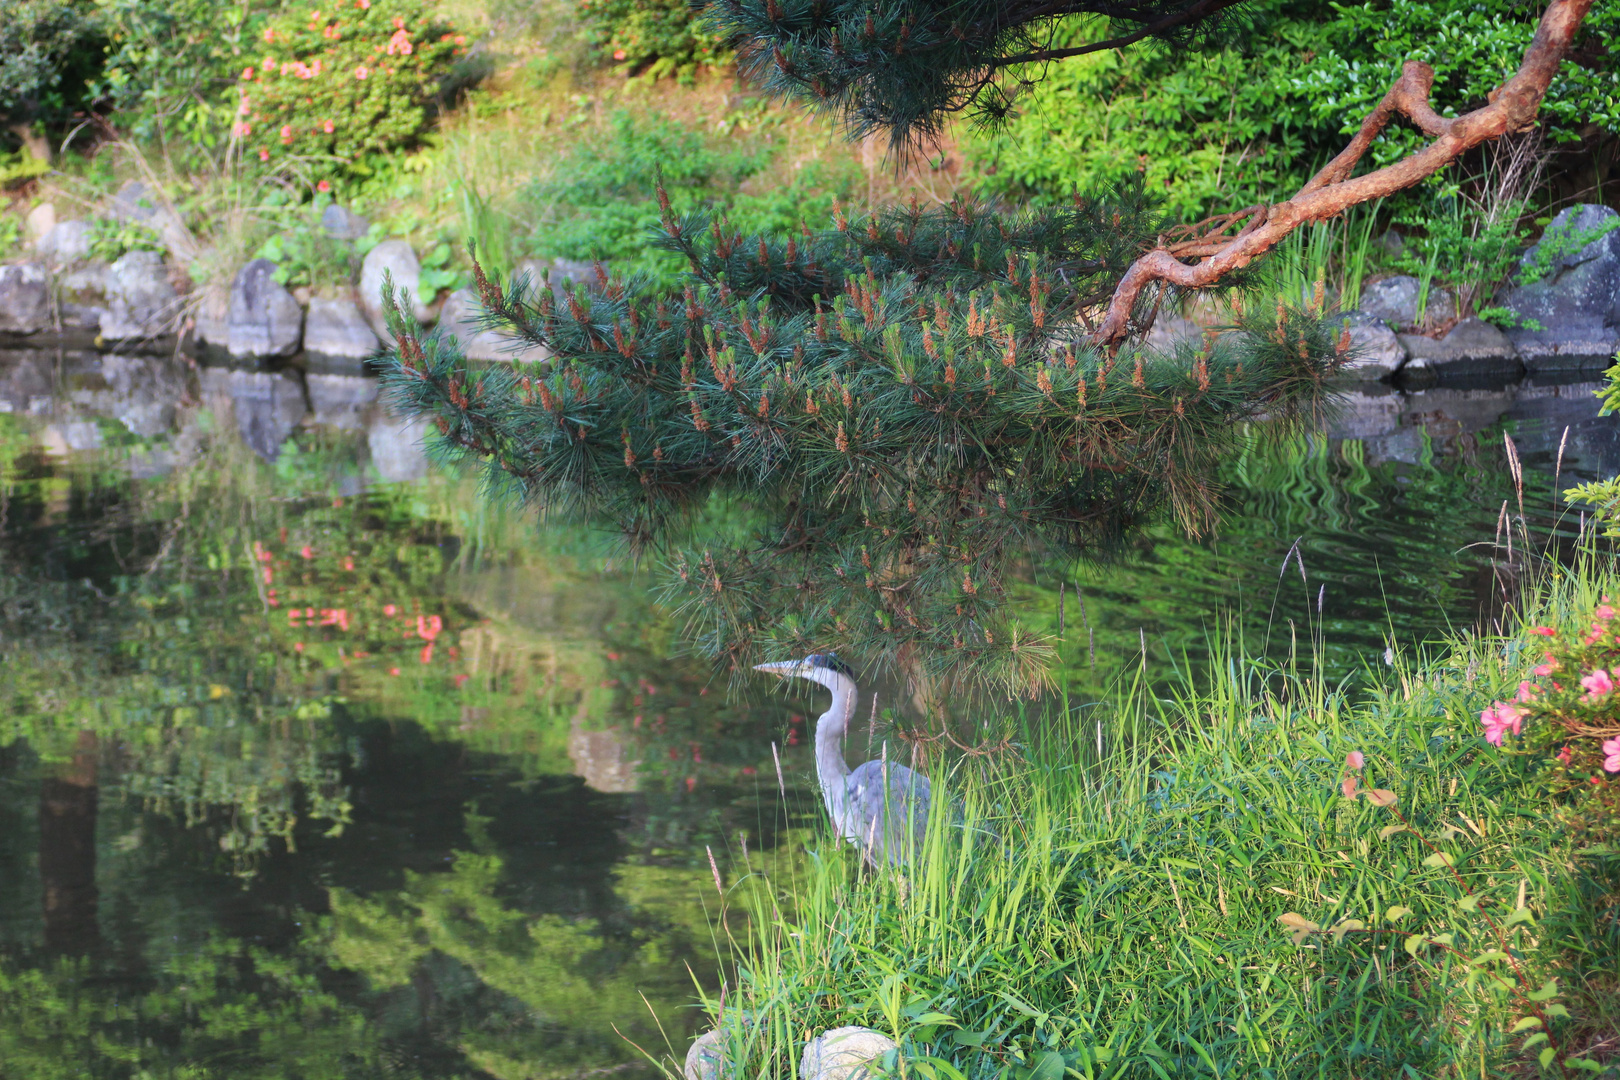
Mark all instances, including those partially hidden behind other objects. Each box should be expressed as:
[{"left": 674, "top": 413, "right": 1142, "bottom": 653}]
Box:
[{"left": 0, "top": 347, "right": 1615, "bottom": 1078}]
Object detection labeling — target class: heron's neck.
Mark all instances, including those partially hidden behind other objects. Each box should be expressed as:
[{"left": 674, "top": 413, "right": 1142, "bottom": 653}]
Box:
[{"left": 813, "top": 676, "right": 856, "bottom": 787}]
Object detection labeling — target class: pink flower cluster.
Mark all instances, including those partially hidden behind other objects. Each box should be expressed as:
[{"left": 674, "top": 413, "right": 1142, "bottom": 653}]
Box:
[
  {"left": 1581, "top": 668, "right": 1616, "bottom": 700},
  {"left": 1606, "top": 737, "right": 1620, "bottom": 773},
  {"left": 1480, "top": 702, "right": 1526, "bottom": 746},
  {"left": 386, "top": 27, "right": 413, "bottom": 55}
]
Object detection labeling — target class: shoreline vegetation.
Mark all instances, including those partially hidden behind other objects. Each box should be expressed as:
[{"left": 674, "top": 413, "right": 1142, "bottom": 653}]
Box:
[{"left": 689, "top": 554, "right": 1620, "bottom": 1079}]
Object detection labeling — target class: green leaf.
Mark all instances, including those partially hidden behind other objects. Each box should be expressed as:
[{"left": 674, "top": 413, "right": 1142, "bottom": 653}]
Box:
[
  {"left": 1520, "top": 1032, "right": 1548, "bottom": 1049},
  {"left": 1029, "top": 1050, "right": 1066, "bottom": 1080},
  {"left": 1378, "top": 824, "right": 1407, "bottom": 839},
  {"left": 1467, "top": 950, "right": 1510, "bottom": 966},
  {"left": 1567, "top": 1058, "right": 1605, "bottom": 1073},
  {"left": 1538, "top": 1048, "right": 1556, "bottom": 1069},
  {"left": 1385, "top": 905, "right": 1414, "bottom": 922},
  {"left": 1527, "top": 979, "right": 1559, "bottom": 1002},
  {"left": 1511, "top": 1016, "right": 1542, "bottom": 1033},
  {"left": 1456, "top": 895, "right": 1479, "bottom": 912},
  {"left": 1505, "top": 907, "right": 1536, "bottom": 927},
  {"left": 1403, "top": 934, "right": 1427, "bottom": 957},
  {"left": 1330, "top": 918, "right": 1365, "bottom": 945},
  {"left": 1543, "top": 1003, "right": 1570, "bottom": 1019},
  {"left": 1421, "top": 852, "right": 1455, "bottom": 868},
  {"left": 951, "top": 1031, "right": 990, "bottom": 1048},
  {"left": 912, "top": 1013, "right": 958, "bottom": 1027}
]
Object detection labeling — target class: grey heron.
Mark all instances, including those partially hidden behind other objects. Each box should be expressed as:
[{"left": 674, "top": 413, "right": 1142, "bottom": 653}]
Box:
[{"left": 754, "top": 654, "right": 931, "bottom": 867}]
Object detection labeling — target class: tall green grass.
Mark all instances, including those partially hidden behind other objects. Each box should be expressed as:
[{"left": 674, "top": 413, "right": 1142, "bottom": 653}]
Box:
[{"left": 687, "top": 560, "right": 1620, "bottom": 1079}]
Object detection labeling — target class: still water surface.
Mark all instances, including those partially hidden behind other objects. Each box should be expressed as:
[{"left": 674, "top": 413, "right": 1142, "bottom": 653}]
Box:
[{"left": 0, "top": 349, "right": 1615, "bottom": 1077}]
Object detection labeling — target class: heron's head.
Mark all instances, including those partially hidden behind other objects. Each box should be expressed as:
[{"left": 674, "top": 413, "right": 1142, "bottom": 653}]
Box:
[{"left": 753, "top": 653, "right": 855, "bottom": 692}]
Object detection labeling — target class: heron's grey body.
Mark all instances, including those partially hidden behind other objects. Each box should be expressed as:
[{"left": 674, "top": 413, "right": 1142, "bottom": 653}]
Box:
[{"left": 757, "top": 654, "right": 931, "bottom": 867}]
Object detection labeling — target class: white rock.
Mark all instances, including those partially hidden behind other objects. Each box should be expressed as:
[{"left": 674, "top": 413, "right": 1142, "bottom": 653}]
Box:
[
  {"left": 360, "top": 239, "right": 427, "bottom": 336},
  {"left": 684, "top": 1030, "right": 725, "bottom": 1080},
  {"left": 801, "top": 1027, "right": 898, "bottom": 1080}
]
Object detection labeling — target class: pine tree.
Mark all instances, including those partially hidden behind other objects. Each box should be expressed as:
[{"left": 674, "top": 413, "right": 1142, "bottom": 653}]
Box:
[{"left": 376, "top": 0, "right": 1594, "bottom": 697}]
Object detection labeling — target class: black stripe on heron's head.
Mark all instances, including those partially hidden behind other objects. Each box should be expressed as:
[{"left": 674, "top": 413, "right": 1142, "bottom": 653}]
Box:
[{"left": 805, "top": 653, "right": 854, "bottom": 677}]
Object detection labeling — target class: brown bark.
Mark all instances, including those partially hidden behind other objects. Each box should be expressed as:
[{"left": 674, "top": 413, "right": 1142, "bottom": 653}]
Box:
[
  {"left": 1090, "top": 0, "right": 1596, "bottom": 350},
  {"left": 40, "top": 730, "right": 100, "bottom": 955}
]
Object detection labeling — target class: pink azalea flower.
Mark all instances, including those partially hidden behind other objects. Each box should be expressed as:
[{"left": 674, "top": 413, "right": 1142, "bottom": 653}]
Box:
[
  {"left": 317, "top": 179, "right": 331, "bottom": 192},
  {"left": 354, "top": 65, "right": 370, "bottom": 79},
  {"left": 1345, "top": 751, "right": 1365, "bottom": 770},
  {"left": 1480, "top": 702, "right": 1524, "bottom": 746},
  {"left": 259, "top": 148, "right": 270, "bottom": 161},
  {"left": 1529, "top": 626, "right": 1556, "bottom": 637},
  {"left": 322, "top": 118, "right": 335, "bottom": 133},
  {"left": 1580, "top": 669, "right": 1615, "bottom": 700},
  {"left": 263, "top": 27, "right": 275, "bottom": 42},
  {"left": 1534, "top": 659, "right": 1558, "bottom": 676},
  {"left": 242, "top": 66, "right": 255, "bottom": 80},
  {"left": 1556, "top": 745, "right": 1573, "bottom": 766},
  {"left": 1604, "top": 737, "right": 1620, "bottom": 773},
  {"left": 1596, "top": 604, "right": 1616, "bottom": 622},
  {"left": 1515, "top": 681, "right": 1539, "bottom": 703}
]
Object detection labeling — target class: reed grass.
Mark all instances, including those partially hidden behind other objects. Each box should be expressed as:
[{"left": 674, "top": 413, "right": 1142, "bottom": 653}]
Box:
[{"left": 686, "top": 557, "right": 1620, "bottom": 1079}]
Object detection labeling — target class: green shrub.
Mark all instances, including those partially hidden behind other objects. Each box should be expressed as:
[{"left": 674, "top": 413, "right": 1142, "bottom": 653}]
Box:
[
  {"left": 970, "top": 0, "right": 1620, "bottom": 222},
  {"left": 96, "top": 0, "right": 251, "bottom": 148},
  {"left": 519, "top": 111, "right": 852, "bottom": 285},
  {"left": 577, "top": 0, "right": 726, "bottom": 81},
  {"left": 235, "top": 0, "right": 464, "bottom": 177}
]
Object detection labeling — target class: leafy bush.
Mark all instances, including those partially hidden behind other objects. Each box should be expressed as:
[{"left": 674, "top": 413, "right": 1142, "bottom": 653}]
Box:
[
  {"left": 970, "top": 0, "right": 1620, "bottom": 221},
  {"left": 577, "top": 0, "right": 726, "bottom": 80},
  {"left": 87, "top": 216, "right": 165, "bottom": 260},
  {"left": 1568, "top": 359, "right": 1620, "bottom": 537},
  {"left": 235, "top": 0, "right": 464, "bottom": 176},
  {"left": 520, "top": 111, "right": 851, "bottom": 284},
  {"left": 0, "top": 0, "right": 98, "bottom": 136},
  {"left": 96, "top": 0, "right": 251, "bottom": 148}
]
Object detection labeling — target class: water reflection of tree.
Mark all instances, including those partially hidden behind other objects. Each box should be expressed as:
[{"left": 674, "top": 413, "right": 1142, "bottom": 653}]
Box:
[{"left": 0, "top": 411, "right": 806, "bottom": 1078}]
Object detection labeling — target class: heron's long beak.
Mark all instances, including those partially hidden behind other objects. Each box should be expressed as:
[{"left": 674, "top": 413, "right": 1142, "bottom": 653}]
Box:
[{"left": 752, "top": 661, "right": 802, "bottom": 678}]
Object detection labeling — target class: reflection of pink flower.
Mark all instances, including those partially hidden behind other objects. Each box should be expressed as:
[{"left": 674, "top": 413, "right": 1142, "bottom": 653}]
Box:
[
  {"left": 390, "top": 667, "right": 401, "bottom": 676},
  {"left": 1515, "top": 680, "right": 1539, "bottom": 703},
  {"left": 300, "top": 545, "right": 313, "bottom": 559},
  {"left": 1604, "top": 738, "right": 1620, "bottom": 773},
  {"left": 1581, "top": 669, "right": 1615, "bottom": 699},
  {"left": 259, "top": 148, "right": 270, "bottom": 161},
  {"left": 1556, "top": 745, "right": 1573, "bottom": 765},
  {"left": 454, "top": 673, "right": 469, "bottom": 688},
  {"left": 1345, "top": 751, "right": 1364, "bottom": 770},
  {"left": 383, "top": 604, "right": 397, "bottom": 616},
  {"left": 1480, "top": 702, "right": 1525, "bottom": 746},
  {"left": 613, "top": 48, "right": 627, "bottom": 60}
]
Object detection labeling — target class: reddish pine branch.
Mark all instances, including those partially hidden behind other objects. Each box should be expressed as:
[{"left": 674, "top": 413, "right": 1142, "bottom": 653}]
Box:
[{"left": 1090, "top": 0, "right": 1596, "bottom": 350}]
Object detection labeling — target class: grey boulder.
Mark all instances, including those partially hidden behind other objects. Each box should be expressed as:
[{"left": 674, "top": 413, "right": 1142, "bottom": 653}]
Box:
[
  {"left": 321, "top": 203, "right": 370, "bottom": 241},
  {"left": 108, "top": 180, "right": 194, "bottom": 258},
  {"left": 1398, "top": 317, "right": 1523, "bottom": 380},
  {"left": 684, "top": 1031, "right": 724, "bottom": 1080},
  {"left": 1334, "top": 310, "right": 1407, "bottom": 380},
  {"left": 225, "top": 258, "right": 303, "bottom": 359},
  {"left": 360, "top": 239, "right": 428, "bottom": 335},
  {"left": 0, "top": 263, "right": 51, "bottom": 334},
  {"left": 437, "top": 287, "right": 550, "bottom": 363},
  {"left": 37, "top": 219, "right": 92, "bottom": 265},
  {"left": 100, "top": 251, "right": 181, "bottom": 341},
  {"left": 1360, "top": 276, "right": 1455, "bottom": 330},
  {"left": 304, "top": 294, "right": 383, "bottom": 371},
  {"left": 1494, "top": 203, "right": 1620, "bottom": 372}
]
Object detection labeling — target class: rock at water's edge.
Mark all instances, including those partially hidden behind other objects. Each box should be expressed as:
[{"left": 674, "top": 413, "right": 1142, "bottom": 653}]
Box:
[
  {"left": 1335, "top": 310, "right": 1407, "bottom": 380},
  {"left": 100, "top": 251, "right": 182, "bottom": 341},
  {"left": 304, "top": 294, "right": 383, "bottom": 371},
  {"left": 800, "top": 1028, "right": 898, "bottom": 1080},
  {"left": 0, "top": 263, "right": 51, "bottom": 335},
  {"left": 437, "top": 287, "right": 550, "bottom": 363},
  {"left": 1495, "top": 203, "right": 1620, "bottom": 372},
  {"left": 226, "top": 258, "right": 303, "bottom": 359},
  {"left": 1398, "top": 317, "right": 1523, "bottom": 380},
  {"left": 1360, "top": 276, "right": 1455, "bottom": 330}
]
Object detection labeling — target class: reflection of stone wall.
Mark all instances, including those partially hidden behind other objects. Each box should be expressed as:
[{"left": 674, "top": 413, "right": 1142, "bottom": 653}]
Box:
[{"left": 568, "top": 721, "right": 639, "bottom": 793}]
